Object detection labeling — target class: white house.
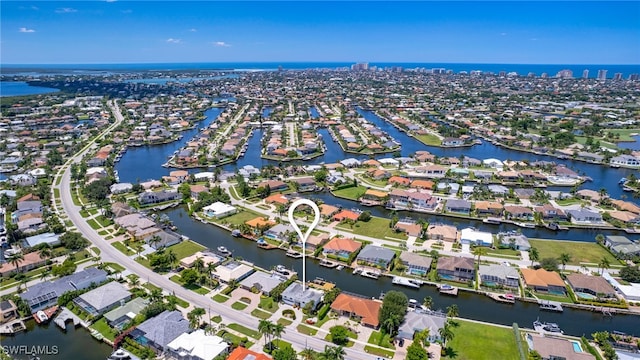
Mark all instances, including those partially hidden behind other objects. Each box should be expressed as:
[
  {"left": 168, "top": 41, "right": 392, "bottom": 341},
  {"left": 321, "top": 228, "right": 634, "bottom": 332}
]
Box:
[
  {"left": 202, "top": 202, "right": 237, "bottom": 219},
  {"left": 166, "top": 329, "right": 229, "bottom": 360},
  {"left": 460, "top": 228, "right": 493, "bottom": 247},
  {"left": 482, "top": 158, "right": 504, "bottom": 170},
  {"left": 610, "top": 155, "right": 640, "bottom": 168},
  {"left": 110, "top": 183, "right": 133, "bottom": 194}
]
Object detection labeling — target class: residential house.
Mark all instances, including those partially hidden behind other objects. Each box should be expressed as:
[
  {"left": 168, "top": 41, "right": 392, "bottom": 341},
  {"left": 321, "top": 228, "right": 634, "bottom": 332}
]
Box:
[
  {"left": 138, "top": 190, "right": 181, "bottom": 206},
  {"left": 360, "top": 189, "right": 388, "bottom": 206},
  {"left": 388, "top": 176, "right": 411, "bottom": 187},
  {"left": 20, "top": 268, "right": 107, "bottom": 311},
  {"left": 264, "top": 224, "right": 295, "bottom": 242},
  {"left": 202, "top": 202, "right": 237, "bottom": 218},
  {"left": 442, "top": 137, "right": 464, "bottom": 146},
  {"left": 319, "top": 204, "right": 339, "bottom": 219},
  {"left": 244, "top": 217, "right": 276, "bottom": 234},
  {"left": 110, "top": 183, "right": 133, "bottom": 194},
  {"left": 180, "top": 252, "right": 222, "bottom": 269},
  {"left": 410, "top": 179, "right": 434, "bottom": 190},
  {"left": 504, "top": 205, "right": 534, "bottom": 221},
  {"left": 479, "top": 264, "right": 520, "bottom": 289},
  {"left": 460, "top": 228, "right": 493, "bottom": 247},
  {"left": 422, "top": 165, "right": 446, "bottom": 178},
  {"left": 445, "top": 199, "right": 471, "bottom": 214},
  {"left": 23, "top": 232, "right": 61, "bottom": 248},
  {"left": 239, "top": 271, "right": 287, "bottom": 296},
  {"left": 534, "top": 204, "right": 567, "bottom": 221},
  {"left": 399, "top": 252, "right": 433, "bottom": 276},
  {"left": 73, "top": 282, "right": 132, "bottom": 316},
  {"left": 227, "top": 347, "right": 271, "bottom": 360},
  {"left": 474, "top": 201, "right": 504, "bottom": 217},
  {"left": 0, "top": 251, "right": 46, "bottom": 277},
  {"left": 322, "top": 237, "right": 362, "bottom": 261},
  {"left": 603, "top": 236, "right": 640, "bottom": 258},
  {"left": 258, "top": 180, "right": 288, "bottom": 192},
  {"left": 520, "top": 268, "right": 566, "bottom": 294},
  {"left": 426, "top": 224, "right": 458, "bottom": 243},
  {"left": 281, "top": 283, "right": 323, "bottom": 309},
  {"left": 306, "top": 233, "right": 330, "bottom": 250},
  {"left": 566, "top": 273, "right": 616, "bottom": 299},
  {"left": 610, "top": 155, "right": 640, "bottom": 168},
  {"left": 356, "top": 245, "right": 396, "bottom": 269},
  {"left": 167, "top": 330, "right": 229, "bottom": 360},
  {"left": 114, "top": 213, "right": 161, "bottom": 241},
  {"left": 189, "top": 184, "right": 209, "bottom": 199},
  {"left": 330, "top": 293, "right": 382, "bottom": 328},
  {"left": 131, "top": 310, "right": 190, "bottom": 354},
  {"left": 332, "top": 209, "right": 360, "bottom": 222},
  {"left": 9, "top": 174, "right": 37, "bottom": 187},
  {"left": 397, "top": 311, "right": 446, "bottom": 342},
  {"left": 566, "top": 209, "right": 603, "bottom": 224},
  {"left": 610, "top": 200, "right": 640, "bottom": 214},
  {"left": 291, "top": 177, "right": 317, "bottom": 192},
  {"left": 608, "top": 211, "right": 640, "bottom": 226},
  {"left": 0, "top": 300, "right": 18, "bottom": 324},
  {"left": 104, "top": 297, "right": 149, "bottom": 330},
  {"left": 487, "top": 184, "right": 509, "bottom": 196},
  {"left": 394, "top": 221, "right": 423, "bottom": 237},
  {"left": 436, "top": 257, "right": 475, "bottom": 283},
  {"left": 212, "top": 261, "right": 254, "bottom": 283},
  {"left": 498, "top": 231, "right": 531, "bottom": 251},
  {"left": 526, "top": 334, "right": 595, "bottom": 360}
]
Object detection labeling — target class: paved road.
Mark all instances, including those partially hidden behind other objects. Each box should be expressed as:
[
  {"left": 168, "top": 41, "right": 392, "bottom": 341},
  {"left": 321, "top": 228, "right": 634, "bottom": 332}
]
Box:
[{"left": 56, "top": 101, "right": 375, "bottom": 358}]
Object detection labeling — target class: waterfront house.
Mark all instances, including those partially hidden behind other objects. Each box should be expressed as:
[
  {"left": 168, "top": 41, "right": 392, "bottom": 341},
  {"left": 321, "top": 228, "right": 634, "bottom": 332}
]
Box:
[
  {"left": 427, "top": 224, "right": 458, "bottom": 243},
  {"left": 356, "top": 244, "right": 396, "bottom": 268},
  {"left": 264, "top": 223, "right": 295, "bottom": 242},
  {"left": 20, "top": 268, "right": 108, "bottom": 311},
  {"left": 603, "top": 235, "right": 640, "bottom": 258},
  {"left": 9, "top": 174, "right": 37, "bottom": 187},
  {"left": 74, "top": 281, "right": 132, "bottom": 316},
  {"left": 442, "top": 137, "right": 464, "bottom": 146},
  {"left": 0, "top": 251, "right": 46, "bottom": 277},
  {"left": 189, "top": 184, "right": 208, "bottom": 199},
  {"left": 114, "top": 213, "right": 161, "bottom": 241},
  {"left": 211, "top": 261, "right": 254, "bottom": 283},
  {"left": 227, "top": 347, "right": 270, "bottom": 360},
  {"left": 487, "top": 184, "right": 509, "bottom": 196},
  {"left": 397, "top": 311, "right": 446, "bottom": 342},
  {"left": 394, "top": 221, "right": 423, "bottom": 237},
  {"left": 610, "top": 154, "right": 640, "bottom": 168},
  {"left": 388, "top": 176, "right": 411, "bottom": 186},
  {"left": 291, "top": 177, "right": 317, "bottom": 192},
  {"left": 444, "top": 199, "right": 471, "bottom": 214},
  {"left": 566, "top": 273, "right": 616, "bottom": 299},
  {"left": 460, "top": 228, "right": 493, "bottom": 247},
  {"left": 576, "top": 189, "right": 604, "bottom": 203},
  {"left": 167, "top": 329, "right": 229, "bottom": 360},
  {"left": 520, "top": 268, "right": 566, "bottom": 294},
  {"left": 498, "top": 232, "right": 531, "bottom": 250},
  {"left": 257, "top": 180, "right": 288, "bottom": 192},
  {"left": 239, "top": 271, "right": 287, "bottom": 296},
  {"left": 264, "top": 193, "right": 289, "bottom": 206},
  {"left": 110, "top": 183, "right": 133, "bottom": 194},
  {"left": 332, "top": 209, "right": 360, "bottom": 222},
  {"left": 436, "top": 257, "right": 475, "bottom": 282},
  {"left": 339, "top": 158, "right": 361, "bottom": 168},
  {"left": 479, "top": 264, "right": 520, "bottom": 289},
  {"left": 483, "top": 158, "right": 504, "bottom": 170},
  {"left": 131, "top": 310, "right": 190, "bottom": 354},
  {"left": 610, "top": 200, "right": 640, "bottom": 214},
  {"left": 330, "top": 293, "right": 381, "bottom": 329},
  {"left": 407, "top": 191, "right": 438, "bottom": 210},
  {"left": 319, "top": 204, "right": 340, "bottom": 219},
  {"left": 399, "top": 251, "right": 433, "bottom": 276},
  {"left": 244, "top": 217, "right": 276, "bottom": 233},
  {"left": 474, "top": 201, "right": 504, "bottom": 217},
  {"left": 497, "top": 171, "right": 520, "bottom": 182},
  {"left": 281, "top": 282, "right": 322, "bottom": 309},
  {"left": 202, "top": 202, "right": 237, "bottom": 219},
  {"left": 306, "top": 233, "right": 330, "bottom": 250},
  {"left": 138, "top": 190, "right": 181, "bottom": 206},
  {"left": 503, "top": 205, "right": 534, "bottom": 221},
  {"left": 180, "top": 252, "right": 223, "bottom": 269},
  {"left": 534, "top": 204, "right": 567, "bottom": 221},
  {"left": 566, "top": 209, "right": 603, "bottom": 224},
  {"left": 0, "top": 300, "right": 18, "bottom": 324},
  {"left": 360, "top": 189, "right": 388, "bottom": 206},
  {"left": 104, "top": 297, "right": 149, "bottom": 329},
  {"left": 323, "top": 237, "right": 362, "bottom": 261},
  {"left": 526, "top": 333, "right": 596, "bottom": 360}
]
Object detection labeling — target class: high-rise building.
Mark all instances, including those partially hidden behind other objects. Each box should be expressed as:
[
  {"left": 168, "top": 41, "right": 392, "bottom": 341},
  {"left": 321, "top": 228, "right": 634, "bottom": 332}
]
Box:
[
  {"left": 350, "top": 62, "right": 369, "bottom": 71},
  {"left": 556, "top": 69, "right": 573, "bottom": 79},
  {"left": 541, "top": 72, "right": 548, "bottom": 78},
  {"left": 614, "top": 73, "right": 622, "bottom": 81},
  {"left": 629, "top": 74, "right": 639, "bottom": 81},
  {"left": 597, "top": 69, "right": 608, "bottom": 80},
  {"left": 499, "top": 71, "right": 506, "bottom": 77},
  {"left": 582, "top": 69, "right": 589, "bottom": 79}
]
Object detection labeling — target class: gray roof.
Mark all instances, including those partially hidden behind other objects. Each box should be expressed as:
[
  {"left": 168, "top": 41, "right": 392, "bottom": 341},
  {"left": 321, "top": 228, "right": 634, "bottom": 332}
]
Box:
[
  {"left": 23, "top": 232, "right": 61, "bottom": 248},
  {"left": 479, "top": 264, "right": 520, "bottom": 280},
  {"left": 606, "top": 236, "right": 633, "bottom": 246},
  {"left": 20, "top": 268, "right": 108, "bottom": 310},
  {"left": 398, "top": 311, "right": 446, "bottom": 340},
  {"left": 281, "top": 282, "right": 323, "bottom": 305},
  {"left": 399, "top": 252, "right": 433, "bottom": 269},
  {"left": 77, "top": 282, "right": 131, "bottom": 311},
  {"left": 356, "top": 245, "right": 396, "bottom": 263},
  {"left": 445, "top": 199, "right": 471, "bottom": 210},
  {"left": 239, "top": 271, "right": 286, "bottom": 293},
  {"left": 135, "top": 310, "right": 190, "bottom": 349},
  {"left": 104, "top": 297, "right": 149, "bottom": 323}
]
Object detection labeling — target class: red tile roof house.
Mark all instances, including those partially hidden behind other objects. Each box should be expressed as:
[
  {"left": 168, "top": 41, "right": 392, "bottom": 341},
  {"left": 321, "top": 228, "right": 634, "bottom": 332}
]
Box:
[
  {"left": 330, "top": 293, "right": 382, "bottom": 329},
  {"left": 332, "top": 209, "right": 360, "bottom": 222},
  {"left": 322, "top": 237, "right": 362, "bottom": 262}
]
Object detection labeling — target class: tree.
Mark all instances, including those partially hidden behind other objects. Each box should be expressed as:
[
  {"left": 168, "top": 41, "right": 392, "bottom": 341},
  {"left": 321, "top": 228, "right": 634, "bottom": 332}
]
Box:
[
  {"left": 128, "top": 274, "right": 140, "bottom": 288},
  {"left": 405, "top": 340, "right": 429, "bottom": 360},
  {"left": 559, "top": 253, "right": 571, "bottom": 272},
  {"left": 539, "top": 257, "right": 559, "bottom": 271},
  {"left": 187, "top": 307, "right": 205, "bottom": 329},
  {"left": 446, "top": 304, "right": 459, "bottom": 318},
  {"left": 439, "top": 321, "right": 455, "bottom": 347},
  {"left": 272, "top": 323, "right": 285, "bottom": 344},
  {"left": 599, "top": 257, "right": 611, "bottom": 275},
  {"left": 259, "top": 320, "right": 275, "bottom": 349},
  {"left": 382, "top": 313, "right": 400, "bottom": 336},
  {"left": 318, "top": 345, "right": 345, "bottom": 360},
  {"left": 329, "top": 325, "right": 349, "bottom": 346},
  {"left": 357, "top": 211, "right": 371, "bottom": 222},
  {"left": 193, "top": 257, "right": 205, "bottom": 274},
  {"left": 60, "top": 232, "right": 89, "bottom": 251},
  {"left": 595, "top": 234, "right": 605, "bottom": 244},
  {"left": 6, "top": 252, "right": 24, "bottom": 273},
  {"left": 472, "top": 246, "right": 488, "bottom": 267},
  {"left": 619, "top": 265, "right": 640, "bottom": 283},
  {"left": 422, "top": 296, "right": 433, "bottom": 309},
  {"left": 181, "top": 268, "right": 199, "bottom": 286},
  {"left": 529, "top": 247, "right": 540, "bottom": 266},
  {"left": 324, "top": 287, "right": 341, "bottom": 305},
  {"left": 528, "top": 350, "right": 543, "bottom": 360},
  {"left": 299, "top": 348, "right": 318, "bottom": 360},
  {"left": 378, "top": 290, "right": 408, "bottom": 335},
  {"left": 272, "top": 346, "right": 296, "bottom": 360}
]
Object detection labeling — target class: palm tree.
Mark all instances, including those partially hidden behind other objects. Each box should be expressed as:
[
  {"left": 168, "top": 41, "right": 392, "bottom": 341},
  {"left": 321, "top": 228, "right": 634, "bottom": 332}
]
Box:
[
  {"left": 167, "top": 250, "right": 177, "bottom": 270},
  {"left": 529, "top": 247, "right": 540, "bottom": 266},
  {"left": 187, "top": 307, "right": 206, "bottom": 329},
  {"left": 38, "top": 245, "right": 53, "bottom": 262},
  {"left": 258, "top": 319, "right": 275, "bottom": 348},
  {"left": 382, "top": 313, "right": 400, "bottom": 335},
  {"left": 439, "top": 321, "right": 455, "bottom": 348},
  {"left": 598, "top": 257, "right": 611, "bottom": 275},
  {"left": 148, "top": 235, "right": 162, "bottom": 250},
  {"left": 299, "top": 348, "right": 318, "bottom": 360},
  {"left": 559, "top": 253, "right": 571, "bottom": 272},
  {"left": 193, "top": 257, "right": 205, "bottom": 274},
  {"left": 39, "top": 269, "right": 51, "bottom": 282},
  {"left": 422, "top": 296, "right": 433, "bottom": 310},
  {"left": 128, "top": 274, "right": 140, "bottom": 289},
  {"left": 272, "top": 323, "right": 285, "bottom": 346},
  {"left": 149, "top": 288, "right": 163, "bottom": 302},
  {"left": 595, "top": 234, "right": 605, "bottom": 244},
  {"left": 7, "top": 252, "right": 25, "bottom": 274},
  {"left": 318, "top": 345, "right": 345, "bottom": 360},
  {"left": 472, "top": 246, "right": 488, "bottom": 268},
  {"left": 446, "top": 304, "right": 459, "bottom": 318}
]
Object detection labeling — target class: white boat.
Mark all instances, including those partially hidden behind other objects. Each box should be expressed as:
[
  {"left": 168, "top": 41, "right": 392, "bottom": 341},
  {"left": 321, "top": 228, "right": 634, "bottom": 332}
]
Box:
[
  {"left": 392, "top": 276, "right": 422, "bottom": 289},
  {"left": 319, "top": 259, "right": 338, "bottom": 268},
  {"left": 538, "top": 300, "right": 563, "bottom": 312},
  {"left": 336, "top": 265, "right": 344, "bottom": 271},
  {"left": 275, "top": 265, "right": 287, "bottom": 274},
  {"left": 108, "top": 348, "right": 136, "bottom": 360},
  {"left": 517, "top": 222, "right": 536, "bottom": 229},
  {"left": 352, "top": 268, "right": 362, "bottom": 275},
  {"left": 361, "top": 269, "right": 381, "bottom": 280},
  {"left": 36, "top": 311, "right": 48, "bottom": 323},
  {"left": 533, "top": 319, "right": 564, "bottom": 334},
  {"left": 217, "top": 246, "right": 231, "bottom": 256},
  {"left": 286, "top": 250, "right": 303, "bottom": 258}
]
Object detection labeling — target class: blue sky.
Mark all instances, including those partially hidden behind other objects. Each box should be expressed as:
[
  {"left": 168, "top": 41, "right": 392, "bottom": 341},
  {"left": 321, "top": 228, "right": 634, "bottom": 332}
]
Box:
[{"left": 1, "top": 1, "right": 639, "bottom": 64}]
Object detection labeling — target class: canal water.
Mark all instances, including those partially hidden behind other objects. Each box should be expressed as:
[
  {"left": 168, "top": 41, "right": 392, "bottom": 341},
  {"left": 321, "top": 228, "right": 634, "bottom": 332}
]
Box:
[
  {"left": 0, "top": 81, "right": 60, "bottom": 97},
  {"left": 0, "top": 321, "right": 112, "bottom": 360},
  {"left": 163, "top": 206, "right": 639, "bottom": 337}
]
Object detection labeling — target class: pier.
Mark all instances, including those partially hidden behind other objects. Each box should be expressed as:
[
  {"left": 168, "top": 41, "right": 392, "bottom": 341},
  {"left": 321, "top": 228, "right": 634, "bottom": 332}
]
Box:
[
  {"left": 438, "top": 284, "right": 459, "bottom": 296},
  {"left": 54, "top": 307, "right": 85, "bottom": 329}
]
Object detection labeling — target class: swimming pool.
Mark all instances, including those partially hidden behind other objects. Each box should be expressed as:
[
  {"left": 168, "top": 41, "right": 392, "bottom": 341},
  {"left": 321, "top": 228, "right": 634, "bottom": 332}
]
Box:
[
  {"left": 576, "top": 291, "right": 598, "bottom": 300},
  {"left": 571, "top": 340, "right": 583, "bottom": 352}
]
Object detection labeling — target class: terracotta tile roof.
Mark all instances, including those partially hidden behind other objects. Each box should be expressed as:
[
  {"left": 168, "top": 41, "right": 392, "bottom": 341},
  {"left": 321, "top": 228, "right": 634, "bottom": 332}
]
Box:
[
  {"left": 410, "top": 179, "right": 434, "bottom": 189},
  {"left": 264, "top": 194, "right": 289, "bottom": 205},
  {"left": 227, "top": 347, "right": 271, "bottom": 360},
  {"left": 333, "top": 210, "right": 360, "bottom": 221},
  {"left": 521, "top": 268, "right": 565, "bottom": 288},
  {"left": 320, "top": 204, "right": 339, "bottom": 217},
  {"left": 323, "top": 237, "right": 362, "bottom": 253},
  {"left": 330, "top": 293, "right": 381, "bottom": 328},
  {"left": 245, "top": 217, "right": 275, "bottom": 228},
  {"left": 388, "top": 176, "right": 410, "bottom": 185}
]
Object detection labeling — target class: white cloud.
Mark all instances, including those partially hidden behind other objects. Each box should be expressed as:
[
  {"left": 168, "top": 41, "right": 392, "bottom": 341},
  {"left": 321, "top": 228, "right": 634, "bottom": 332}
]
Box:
[
  {"left": 500, "top": 32, "right": 507, "bottom": 36},
  {"left": 19, "top": 27, "right": 35, "bottom": 33},
  {"left": 189, "top": 28, "right": 197, "bottom": 32},
  {"left": 213, "top": 41, "right": 231, "bottom": 47},
  {"left": 56, "top": 7, "right": 77, "bottom": 13},
  {"left": 166, "top": 38, "right": 181, "bottom": 44},
  {"left": 105, "top": 0, "right": 117, "bottom": 2},
  {"left": 121, "top": 9, "right": 132, "bottom": 14},
  {"left": 530, "top": 38, "right": 538, "bottom": 41}
]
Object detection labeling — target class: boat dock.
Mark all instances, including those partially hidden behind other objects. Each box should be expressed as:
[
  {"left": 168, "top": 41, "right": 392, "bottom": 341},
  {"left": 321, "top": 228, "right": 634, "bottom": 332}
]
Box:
[
  {"left": 486, "top": 292, "right": 515, "bottom": 304},
  {"left": 392, "top": 276, "right": 423, "bottom": 289},
  {"left": 438, "top": 284, "right": 459, "bottom": 296},
  {"left": 538, "top": 300, "right": 564, "bottom": 312},
  {"left": 0, "top": 319, "right": 26, "bottom": 335},
  {"left": 33, "top": 305, "right": 59, "bottom": 324},
  {"left": 54, "top": 307, "right": 84, "bottom": 329}
]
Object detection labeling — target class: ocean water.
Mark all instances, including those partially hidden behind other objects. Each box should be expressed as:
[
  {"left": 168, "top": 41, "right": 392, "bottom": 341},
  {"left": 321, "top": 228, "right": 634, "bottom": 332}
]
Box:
[
  {"left": 2, "top": 62, "right": 639, "bottom": 78},
  {"left": 0, "top": 81, "right": 60, "bottom": 97}
]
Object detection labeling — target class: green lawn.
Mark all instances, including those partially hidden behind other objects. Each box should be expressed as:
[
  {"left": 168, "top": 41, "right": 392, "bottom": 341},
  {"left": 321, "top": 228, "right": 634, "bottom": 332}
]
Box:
[
  {"left": 213, "top": 294, "right": 230, "bottom": 303},
  {"left": 443, "top": 320, "right": 519, "bottom": 360},
  {"left": 143, "top": 282, "right": 161, "bottom": 292},
  {"left": 211, "top": 315, "right": 222, "bottom": 323},
  {"left": 167, "top": 240, "right": 206, "bottom": 260},
  {"left": 172, "top": 296, "right": 189, "bottom": 308},
  {"left": 603, "top": 128, "right": 640, "bottom": 141},
  {"left": 104, "top": 262, "right": 125, "bottom": 272},
  {"left": 227, "top": 323, "right": 261, "bottom": 339},
  {"left": 415, "top": 133, "right": 442, "bottom": 146},
  {"left": 231, "top": 301, "right": 249, "bottom": 310},
  {"left": 90, "top": 247, "right": 101, "bottom": 255},
  {"left": 528, "top": 239, "right": 619, "bottom": 266},
  {"left": 337, "top": 216, "right": 408, "bottom": 240},
  {"left": 332, "top": 185, "right": 368, "bottom": 200},
  {"left": 112, "top": 241, "right": 134, "bottom": 256},
  {"left": 95, "top": 215, "right": 113, "bottom": 227},
  {"left": 250, "top": 308, "right": 273, "bottom": 319},
  {"left": 216, "top": 209, "right": 264, "bottom": 226},
  {"left": 555, "top": 198, "right": 583, "bottom": 206},
  {"left": 364, "top": 345, "right": 395, "bottom": 358},
  {"left": 296, "top": 324, "right": 318, "bottom": 336},
  {"left": 277, "top": 318, "right": 293, "bottom": 326},
  {"left": 367, "top": 331, "right": 395, "bottom": 349},
  {"left": 258, "top": 296, "right": 279, "bottom": 313},
  {"left": 87, "top": 219, "right": 101, "bottom": 230},
  {"left": 91, "top": 318, "right": 118, "bottom": 341}
]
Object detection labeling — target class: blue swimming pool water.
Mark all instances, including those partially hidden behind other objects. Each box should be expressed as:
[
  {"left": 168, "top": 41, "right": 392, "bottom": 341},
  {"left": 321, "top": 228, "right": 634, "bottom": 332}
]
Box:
[{"left": 571, "top": 341, "right": 583, "bottom": 352}]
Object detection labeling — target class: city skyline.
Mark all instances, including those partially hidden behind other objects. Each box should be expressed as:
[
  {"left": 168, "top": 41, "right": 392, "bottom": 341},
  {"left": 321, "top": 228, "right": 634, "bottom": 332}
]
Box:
[{"left": 1, "top": 1, "right": 639, "bottom": 65}]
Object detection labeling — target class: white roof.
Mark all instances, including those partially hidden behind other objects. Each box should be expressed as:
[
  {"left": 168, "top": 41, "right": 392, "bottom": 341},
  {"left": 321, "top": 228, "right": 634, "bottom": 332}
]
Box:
[
  {"left": 86, "top": 167, "right": 106, "bottom": 175},
  {"left": 167, "top": 330, "right": 228, "bottom": 360},
  {"left": 202, "top": 202, "right": 236, "bottom": 215},
  {"left": 460, "top": 228, "right": 493, "bottom": 244},
  {"left": 214, "top": 262, "right": 254, "bottom": 283},
  {"left": 483, "top": 158, "right": 503, "bottom": 166},
  {"left": 378, "top": 158, "right": 399, "bottom": 165},
  {"left": 193, "top": 172, "right": 214, "bottom": 180}
]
